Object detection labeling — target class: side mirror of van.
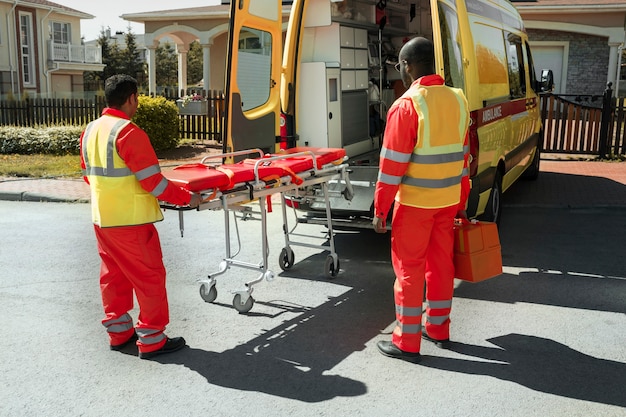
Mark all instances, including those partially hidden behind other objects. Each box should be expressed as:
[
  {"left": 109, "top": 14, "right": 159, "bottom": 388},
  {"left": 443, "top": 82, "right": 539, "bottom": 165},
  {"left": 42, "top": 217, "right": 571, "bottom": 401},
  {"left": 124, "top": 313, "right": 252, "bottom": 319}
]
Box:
[{"left": 539, "top": 69, "right": 555, "bottom": 93}]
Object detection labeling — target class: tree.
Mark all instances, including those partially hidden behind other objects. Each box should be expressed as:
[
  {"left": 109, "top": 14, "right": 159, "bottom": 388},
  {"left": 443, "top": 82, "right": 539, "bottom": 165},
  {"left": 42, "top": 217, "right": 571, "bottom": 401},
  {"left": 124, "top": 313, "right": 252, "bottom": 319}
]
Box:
[
  {"left": 187, "top": 41, "right": 203, "bottom": 85},
  {"left": 122, "top": 27, "right": 145, "bottom": 84},
  {"left": 156, "top": 41, "right": 178, "bottom": 87}
]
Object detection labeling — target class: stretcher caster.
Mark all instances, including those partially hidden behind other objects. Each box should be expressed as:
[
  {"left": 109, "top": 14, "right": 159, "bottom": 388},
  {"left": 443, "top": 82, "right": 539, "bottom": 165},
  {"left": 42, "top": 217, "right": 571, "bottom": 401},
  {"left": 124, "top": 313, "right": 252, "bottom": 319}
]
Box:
[
  {"left": 325, "top": 254, "right": 340, "bottom": 279},
  {"left": 278, "top": 247, "right": 295, "bottom": 271},
  {"left": 199, "top": 283, "right": 218, "bottom": 303},
  {"left": 232, "top": 292, "right": 254, "bottom": 313}
]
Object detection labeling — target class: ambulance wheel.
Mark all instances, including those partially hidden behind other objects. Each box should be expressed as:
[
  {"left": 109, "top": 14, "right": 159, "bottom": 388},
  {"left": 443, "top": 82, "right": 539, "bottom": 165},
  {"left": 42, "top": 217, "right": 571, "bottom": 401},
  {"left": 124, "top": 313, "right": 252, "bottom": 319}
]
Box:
[
  {"left": 278, "top": 247, "right": 295, "bottom": 270},
  {"left": 325, "top": 255, "right": 340, "bottom": 279},
  {"left": 199, "top": 283, "right": 217, "bottom": 303},
  {"left": 480, "top": 170, "right": 502, "bottom": 226},
  {"left": 233, "top": 294, "right": 254, "bottom": 313}
]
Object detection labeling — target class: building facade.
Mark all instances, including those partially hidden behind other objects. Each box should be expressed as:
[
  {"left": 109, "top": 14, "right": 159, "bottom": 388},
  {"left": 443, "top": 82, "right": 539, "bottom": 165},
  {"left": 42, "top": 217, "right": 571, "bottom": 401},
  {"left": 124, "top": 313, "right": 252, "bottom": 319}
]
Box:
[{"left": 0, "top": 0, "right": 103, "bottom": 100}]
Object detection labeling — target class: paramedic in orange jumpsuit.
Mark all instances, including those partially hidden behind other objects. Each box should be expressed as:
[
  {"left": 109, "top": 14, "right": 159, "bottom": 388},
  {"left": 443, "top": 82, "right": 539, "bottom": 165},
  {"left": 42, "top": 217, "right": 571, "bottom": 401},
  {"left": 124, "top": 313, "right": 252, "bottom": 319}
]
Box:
[
  {"left": 80, "top": 75, "right": 202, "bottom": 359},
  {"left": 373, "top": 38, "right": 470, "bottom": 363}
]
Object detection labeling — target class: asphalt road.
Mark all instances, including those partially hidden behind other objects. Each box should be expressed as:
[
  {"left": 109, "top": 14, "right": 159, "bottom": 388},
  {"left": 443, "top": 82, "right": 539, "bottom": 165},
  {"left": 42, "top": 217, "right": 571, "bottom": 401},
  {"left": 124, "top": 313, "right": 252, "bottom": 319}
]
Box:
[{"left": 0, "top": 201, "right": 624, "bottom": 416}]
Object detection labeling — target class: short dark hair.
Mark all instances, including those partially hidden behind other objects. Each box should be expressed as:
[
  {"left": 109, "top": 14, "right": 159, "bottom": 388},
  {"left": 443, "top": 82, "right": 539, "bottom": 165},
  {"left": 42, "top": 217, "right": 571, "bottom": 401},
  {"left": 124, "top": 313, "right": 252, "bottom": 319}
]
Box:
[
  {"left": 104, "top": 75, "right": 138, "bottom": 108},
  {"left": 401, "top": 37, "right": 435, "bottom": 73}
]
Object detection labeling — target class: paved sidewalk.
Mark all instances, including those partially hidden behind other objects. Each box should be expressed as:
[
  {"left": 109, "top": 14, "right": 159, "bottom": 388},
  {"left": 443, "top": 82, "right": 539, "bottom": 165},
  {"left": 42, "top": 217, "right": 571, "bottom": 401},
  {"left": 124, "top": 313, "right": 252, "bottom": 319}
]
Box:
[{"left": 1, "top": 158, "right": 625, "bottom": 207}]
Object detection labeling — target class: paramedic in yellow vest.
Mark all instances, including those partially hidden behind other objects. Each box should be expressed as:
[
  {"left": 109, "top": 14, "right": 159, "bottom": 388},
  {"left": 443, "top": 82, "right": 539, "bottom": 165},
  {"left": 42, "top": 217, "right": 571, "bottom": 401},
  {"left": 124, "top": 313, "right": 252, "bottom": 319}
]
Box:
[
  {"left": 80, "top": 75, "right": 202, "bottom": 359},
  {"left": 373, "top": 38, "right": 470, "bottom": 363}
]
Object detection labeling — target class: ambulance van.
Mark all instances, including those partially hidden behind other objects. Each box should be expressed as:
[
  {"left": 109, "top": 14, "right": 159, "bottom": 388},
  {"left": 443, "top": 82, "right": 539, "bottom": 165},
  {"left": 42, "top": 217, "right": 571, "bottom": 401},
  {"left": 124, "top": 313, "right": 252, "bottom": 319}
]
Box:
[{"left": 221, "top": 0, "right": 553, "bottom": 226}]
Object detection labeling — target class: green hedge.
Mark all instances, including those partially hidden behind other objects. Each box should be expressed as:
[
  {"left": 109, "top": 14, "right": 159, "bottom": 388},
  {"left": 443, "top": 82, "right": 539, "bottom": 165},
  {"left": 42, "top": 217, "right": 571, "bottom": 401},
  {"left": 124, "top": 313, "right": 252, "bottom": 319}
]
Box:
[
  {"left": 0, "top": 96, "right": 180, "bottom": 155},
  {"left": 0, "top": 126, "right": 83, "bottom": 155},
  {"left": 133, "top": 95, "right": 180, "bottom": 151}
]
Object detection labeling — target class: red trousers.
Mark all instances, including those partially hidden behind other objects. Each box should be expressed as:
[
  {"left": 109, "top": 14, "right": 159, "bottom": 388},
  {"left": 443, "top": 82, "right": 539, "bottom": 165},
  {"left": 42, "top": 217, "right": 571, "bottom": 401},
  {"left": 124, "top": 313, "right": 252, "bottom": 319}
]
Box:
[
  {"left": 94, "top": 223, "right": 168, "bottom": 353},
  {"left": 391, "top": 203, "right": 457, "bottom": 353}
]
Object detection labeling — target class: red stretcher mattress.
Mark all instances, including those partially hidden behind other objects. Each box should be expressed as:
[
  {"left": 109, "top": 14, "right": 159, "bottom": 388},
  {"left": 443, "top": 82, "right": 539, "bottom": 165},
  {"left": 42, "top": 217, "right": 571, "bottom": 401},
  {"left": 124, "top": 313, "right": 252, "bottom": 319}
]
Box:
[{"left": 163, "top": 147, "right": 346, "bottom": 193}]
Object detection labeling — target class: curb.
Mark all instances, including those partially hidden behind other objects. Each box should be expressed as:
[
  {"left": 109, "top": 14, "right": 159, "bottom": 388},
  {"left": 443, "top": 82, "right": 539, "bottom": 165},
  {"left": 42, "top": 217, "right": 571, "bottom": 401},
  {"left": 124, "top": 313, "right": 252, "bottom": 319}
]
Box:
[{"left": 0, "top": 190, "right": 89, "bottom": 203}]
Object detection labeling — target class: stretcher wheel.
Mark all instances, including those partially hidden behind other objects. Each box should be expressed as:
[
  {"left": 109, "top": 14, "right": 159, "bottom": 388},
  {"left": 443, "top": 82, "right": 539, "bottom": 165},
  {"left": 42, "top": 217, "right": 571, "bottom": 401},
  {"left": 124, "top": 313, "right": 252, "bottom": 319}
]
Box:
[
  {"left": 325, "top": 254, "right": 340, "bottom": 279},
  {"left": 199, "top": 283, "right": 218, "bottom": 303},
  {"left": 233, "top": 293, "right": 254, "bottom": 313},
  {"left": 278, "top": 247, "right": 295, "bottom": 270}
]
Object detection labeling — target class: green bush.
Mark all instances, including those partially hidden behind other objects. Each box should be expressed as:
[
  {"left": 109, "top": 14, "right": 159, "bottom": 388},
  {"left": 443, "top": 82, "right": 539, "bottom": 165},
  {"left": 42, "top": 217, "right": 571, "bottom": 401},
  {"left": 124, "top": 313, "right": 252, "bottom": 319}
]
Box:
[
  {"left": 132, "top": 95, "right": 180, "bottom": 151},
  {"left": 0, "top": 125, "right": 83, "bottom": 155}
]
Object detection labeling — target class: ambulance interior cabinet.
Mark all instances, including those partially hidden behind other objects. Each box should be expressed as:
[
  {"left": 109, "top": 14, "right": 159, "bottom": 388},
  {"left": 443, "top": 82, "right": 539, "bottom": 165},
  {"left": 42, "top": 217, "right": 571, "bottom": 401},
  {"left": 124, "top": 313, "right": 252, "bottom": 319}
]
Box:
[{"left": 298, "top": 62, "right": 342, "bottom": 149}]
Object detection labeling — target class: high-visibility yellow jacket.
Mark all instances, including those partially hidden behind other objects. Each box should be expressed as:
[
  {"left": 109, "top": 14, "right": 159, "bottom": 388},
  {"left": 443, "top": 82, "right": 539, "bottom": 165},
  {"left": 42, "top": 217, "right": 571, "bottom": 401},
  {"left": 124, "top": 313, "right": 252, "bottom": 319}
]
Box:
[
  {"left": 374, "top": 75, "right": 470, "bottom": 215},
  {"left": 82, "top": 114, "right": 163, "bottom": 227}
]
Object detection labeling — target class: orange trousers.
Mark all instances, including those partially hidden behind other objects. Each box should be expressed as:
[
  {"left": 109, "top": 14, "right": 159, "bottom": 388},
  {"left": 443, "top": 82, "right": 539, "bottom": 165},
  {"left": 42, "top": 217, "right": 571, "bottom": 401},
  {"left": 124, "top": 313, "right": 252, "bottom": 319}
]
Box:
[
  {"left": 390, "top": 203, "right": 457, "bottom": 353},
  {"left": 94, "top": 223, "right": 168, "bottom": 353}
]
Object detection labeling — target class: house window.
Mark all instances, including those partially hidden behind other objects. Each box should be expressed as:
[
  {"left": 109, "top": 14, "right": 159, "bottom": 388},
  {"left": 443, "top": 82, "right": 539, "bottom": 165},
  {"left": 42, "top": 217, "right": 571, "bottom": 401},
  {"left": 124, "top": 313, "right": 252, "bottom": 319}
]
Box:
[
  {"left": 19, "top": 12, "right": 35, "bottom": 87},
  {"left": 51, "top": 22, "right": 71, "bottom": 44}
]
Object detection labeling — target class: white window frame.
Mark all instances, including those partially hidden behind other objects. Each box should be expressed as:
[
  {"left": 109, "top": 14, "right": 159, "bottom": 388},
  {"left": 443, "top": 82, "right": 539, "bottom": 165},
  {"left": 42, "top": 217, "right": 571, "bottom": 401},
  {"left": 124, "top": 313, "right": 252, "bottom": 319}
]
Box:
[
  {"left": 19, "top": 11, "right": 36, "bottom": 88},
  {"left": 51, "top": 21, "right": 71, "bottom": 45}
]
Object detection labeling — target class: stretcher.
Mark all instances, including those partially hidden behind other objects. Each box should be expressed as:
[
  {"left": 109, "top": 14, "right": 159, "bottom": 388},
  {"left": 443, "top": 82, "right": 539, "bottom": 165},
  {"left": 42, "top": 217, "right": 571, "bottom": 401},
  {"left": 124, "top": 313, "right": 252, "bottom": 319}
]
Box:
[{"left": 160, "top": 147, "right": 354, "bottom": 313}]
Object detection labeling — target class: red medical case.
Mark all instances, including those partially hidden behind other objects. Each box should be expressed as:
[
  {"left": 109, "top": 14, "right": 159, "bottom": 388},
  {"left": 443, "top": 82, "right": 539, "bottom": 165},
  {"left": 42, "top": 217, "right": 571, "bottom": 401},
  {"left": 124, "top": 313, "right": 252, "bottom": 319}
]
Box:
[{"left": 453, "top": 220, "right": 502, "bottom": 282}]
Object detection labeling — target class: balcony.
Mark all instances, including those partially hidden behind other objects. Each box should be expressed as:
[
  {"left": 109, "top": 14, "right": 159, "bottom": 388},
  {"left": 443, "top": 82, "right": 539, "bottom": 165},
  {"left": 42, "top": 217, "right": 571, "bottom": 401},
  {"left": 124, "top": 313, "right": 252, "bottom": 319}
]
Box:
[{"left": 48, "top": 41, "right": 102, "bottom": 64}]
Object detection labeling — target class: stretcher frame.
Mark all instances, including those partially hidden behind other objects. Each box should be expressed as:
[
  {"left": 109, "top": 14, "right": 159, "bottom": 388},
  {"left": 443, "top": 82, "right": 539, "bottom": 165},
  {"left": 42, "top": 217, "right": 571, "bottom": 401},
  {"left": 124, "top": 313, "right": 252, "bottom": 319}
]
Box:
[{"left": 161, "top": 148, "right": 353, "bottom": 313}]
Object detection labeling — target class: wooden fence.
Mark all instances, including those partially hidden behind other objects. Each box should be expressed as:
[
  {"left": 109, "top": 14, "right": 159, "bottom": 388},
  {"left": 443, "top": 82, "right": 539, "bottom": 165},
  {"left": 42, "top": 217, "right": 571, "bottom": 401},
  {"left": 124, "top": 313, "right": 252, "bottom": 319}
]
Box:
[
  {"left": 539, "top": 86, "right": 625, "bottom": 157},
  {"left": 2, "top": 88, "right": 624, "bottom": 157},
  {"left": 0, "top": 90, "right": 225, "bottom": 143}
]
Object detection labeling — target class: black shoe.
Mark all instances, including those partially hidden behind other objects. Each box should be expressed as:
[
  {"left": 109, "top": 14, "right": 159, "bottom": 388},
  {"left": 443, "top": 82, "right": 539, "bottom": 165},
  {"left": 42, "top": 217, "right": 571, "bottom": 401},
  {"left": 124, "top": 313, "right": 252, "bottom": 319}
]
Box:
[
  {"left": 110, "top": 331, "right": 138, "bottom": 351},
  {"left": 422, "top": 332, "right": 450, "bottom": 349},
  {"left": 377, "top": 340, "right": 421, "bottom": 363},
  {"left": 139, "top": 337, "right": 187, "bottom": 359}
]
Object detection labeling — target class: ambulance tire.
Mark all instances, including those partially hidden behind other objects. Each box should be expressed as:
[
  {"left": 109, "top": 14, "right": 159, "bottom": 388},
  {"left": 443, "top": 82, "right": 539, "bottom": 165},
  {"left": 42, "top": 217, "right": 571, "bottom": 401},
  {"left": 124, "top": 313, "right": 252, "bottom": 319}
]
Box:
[{"left": 480, "top": 170, "right": 502, "bottom": 226}]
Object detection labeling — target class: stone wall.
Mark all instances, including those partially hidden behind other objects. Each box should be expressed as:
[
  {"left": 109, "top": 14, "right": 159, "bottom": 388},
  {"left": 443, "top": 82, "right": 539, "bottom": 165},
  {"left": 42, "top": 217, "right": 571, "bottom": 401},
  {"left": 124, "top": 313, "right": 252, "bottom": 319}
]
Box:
[{"left": 528, "top": 28, "right": 610, "bottom": 96}]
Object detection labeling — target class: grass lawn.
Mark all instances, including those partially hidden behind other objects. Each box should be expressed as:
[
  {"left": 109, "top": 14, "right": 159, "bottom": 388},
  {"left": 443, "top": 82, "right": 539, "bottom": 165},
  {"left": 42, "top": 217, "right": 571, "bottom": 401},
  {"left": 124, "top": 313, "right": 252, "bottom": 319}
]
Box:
[{"left": 0, "top": 154, "right": 82, "bottom": 178}]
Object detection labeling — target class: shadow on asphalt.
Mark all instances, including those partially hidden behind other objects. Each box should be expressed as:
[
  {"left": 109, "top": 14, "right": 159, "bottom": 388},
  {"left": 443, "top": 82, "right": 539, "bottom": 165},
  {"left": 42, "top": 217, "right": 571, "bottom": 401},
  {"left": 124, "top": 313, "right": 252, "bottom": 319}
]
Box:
[
  {"left": 155, "top": 231, "right": 396, "bottom": 402},
  {"left": 502, "top": 171, "right": 626, "bottom": 207},
  {"left": 156, "top": 208, "right": 625, "bottom": 405},
  {"left": 454, "top": 207, "right": 626, "bottom": 314},
  {"left": 421, "top": 333, "right": 626, "bottom": 407}
]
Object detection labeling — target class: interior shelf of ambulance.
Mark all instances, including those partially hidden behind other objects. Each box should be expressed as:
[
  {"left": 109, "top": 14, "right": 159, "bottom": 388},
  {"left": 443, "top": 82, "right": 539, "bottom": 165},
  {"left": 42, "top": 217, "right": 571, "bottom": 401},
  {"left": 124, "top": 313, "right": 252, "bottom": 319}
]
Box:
[{"left": 298, "top": 0, "right": 430, "bottom": 159}]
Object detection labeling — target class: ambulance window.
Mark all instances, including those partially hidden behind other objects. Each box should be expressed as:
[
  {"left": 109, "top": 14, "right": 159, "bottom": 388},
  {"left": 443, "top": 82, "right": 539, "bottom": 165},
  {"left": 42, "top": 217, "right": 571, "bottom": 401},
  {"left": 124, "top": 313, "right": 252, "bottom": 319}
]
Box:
[
  {"left": 505, "top": 32, "right": 525, "bottom": 99},
  {"left": 524, "top": 42, "right": 538, "bottom": 92},
  {"left": 437, "top": 2, "right": 465, "bottom": 90},
  {"left": 237, "top": 27, "right": 272, "bottom": 111}
]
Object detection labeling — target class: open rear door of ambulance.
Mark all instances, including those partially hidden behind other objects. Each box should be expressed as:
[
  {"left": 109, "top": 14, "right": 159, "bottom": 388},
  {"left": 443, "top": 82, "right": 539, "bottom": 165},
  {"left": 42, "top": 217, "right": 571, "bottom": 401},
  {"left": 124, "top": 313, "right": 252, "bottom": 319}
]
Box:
[{"left": 223, "top": 0, "right": 284, "bottom": 157}]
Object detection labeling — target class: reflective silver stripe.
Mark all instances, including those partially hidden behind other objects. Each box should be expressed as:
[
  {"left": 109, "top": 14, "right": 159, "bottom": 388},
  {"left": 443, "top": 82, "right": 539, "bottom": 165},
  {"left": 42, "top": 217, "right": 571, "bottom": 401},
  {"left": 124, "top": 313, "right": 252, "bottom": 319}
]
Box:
[
  {"left": 410, "top": 150, "right": 465, "bottom": 164},
  {"left": 462, "top": 167, "right": 469, "bottom": 176},
  {"left": 103, "top": 313, "right": 132, "bottom": 326},
  {"left": 464, "top": 144, "right": 470, "bottom": 154},
  {"left": 150, "top": 177, "right": 168, "bottom": 197},
  {"left": 402, "top": 174, "right": 464, "bottom": 188},
  {"left": 397, "top": 322, "right": 422, "bottom": 334},
  {"left": 102, "top": 313, "right": 133, "bottom": 333},
  {"left": 427, "top": 299, "right": 452, "bottom": 309},
  {"left": 136, "top": 329, "right": 166, "bottom": 345},
  {"left": 81, "top": 122, "right": 95, "bottom": 169},
  {"left": 107, "top": 323, "right": 133, "bottom": 333},
  {"left": 135, "top": 164, "right": 161, "bottom": 181},
  {"left": 378, "top": 171, "right": 403, "bottom": 185},
  {"left": 426, "top": 314, "right": 449, "bottom": 325},
  {"left": 381, "top": 146, "right": 412, "bottom": 163},
  {"left": 84, "top": 118, "right": 133, "bottom": 178},
  {"left": 83, "top": 166, "right": 132, "bottom": 177},
  {"left": 396, "top": 305, "right": 423, "bottom": 316},
  {"left": 105, "top": 119, "right": 129, "bottom": 173}
]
